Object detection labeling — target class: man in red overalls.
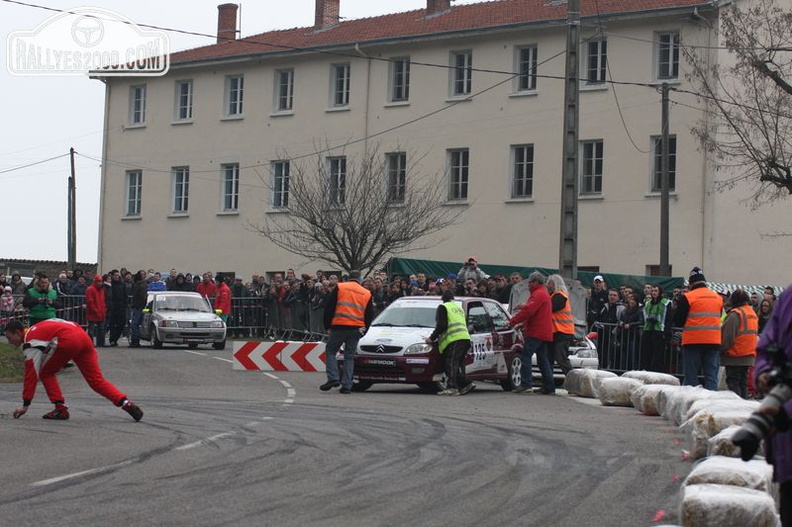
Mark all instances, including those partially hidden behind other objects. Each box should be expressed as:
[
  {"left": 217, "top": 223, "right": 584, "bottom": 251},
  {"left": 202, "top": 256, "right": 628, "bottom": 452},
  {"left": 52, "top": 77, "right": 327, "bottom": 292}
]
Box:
[{"left": 4, "top": 319, "right": 143, "bottom": 421}]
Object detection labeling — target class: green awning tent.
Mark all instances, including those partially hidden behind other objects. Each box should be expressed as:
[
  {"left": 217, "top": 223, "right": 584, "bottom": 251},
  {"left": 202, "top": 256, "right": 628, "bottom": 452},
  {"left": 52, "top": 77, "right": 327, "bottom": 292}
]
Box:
[{"left": 386, "top": 257, "right": 685, "bottom": 292}]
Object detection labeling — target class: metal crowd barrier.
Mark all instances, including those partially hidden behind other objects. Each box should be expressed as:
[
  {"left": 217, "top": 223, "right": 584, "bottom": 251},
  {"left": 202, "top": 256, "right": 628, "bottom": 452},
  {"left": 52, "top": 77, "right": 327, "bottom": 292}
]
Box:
[{"left": 593, "top": 321, "right": 683, "bottom": 376}]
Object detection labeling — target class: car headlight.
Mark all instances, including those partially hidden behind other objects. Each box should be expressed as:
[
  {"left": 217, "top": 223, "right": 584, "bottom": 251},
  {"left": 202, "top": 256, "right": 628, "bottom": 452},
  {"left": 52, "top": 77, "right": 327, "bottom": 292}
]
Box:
[
  {"left": 404, "top": 343, "right": 432, "bottom": 355},
  {"left": 211, "top": 320, "right": 224, "bottom": 328},
  {"left": 159, "top": 320, "right": 170, "bottom": 328}
]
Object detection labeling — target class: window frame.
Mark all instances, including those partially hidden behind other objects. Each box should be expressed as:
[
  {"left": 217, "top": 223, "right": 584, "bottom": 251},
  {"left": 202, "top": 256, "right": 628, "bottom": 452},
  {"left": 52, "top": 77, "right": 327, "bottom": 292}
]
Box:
[
  {"left": 515, "top": 45, "right": 538, "bottom": 92},
  {"left": 580, "top": 140, "right": 604, "bottom": 195},
  {"left": 125, "top": 170, "right": 142, "bottom": 217},
  {"left": 585, "top": 39, "right": 607, "bottom": 85},
  {"left": 447, "top": 148, "right": 470, "bottom": 201},
  {"left": 275, "top": 69, "right": 294, "bottom": 112},
  {"left": 171, "top": 166, "right": 190, "bottom": 214},
  {"left": 272, "top": 160, "right": 290, "bottom": 208},
  {"left": 225, "top": 75, "right": 244, "bottom": 116},
  {"left": 331, "top": 63, "right": 351, "bottom": 107},
  {"left": 511, "top": 144, "right": 534, "bottom": 199},
  {"left": 129, "top": 84, "right": 147, "bottom": 124},
  {"left": 389, "top": 57, "right": 411, "bottom": 102},
  {"left": 656, "top": 31, "right": 680, "bottom": 81},
  {"left": 221, "top": 163, "right": 240, "bottom": 212},
  {"left": 386, "top": 152, "right": 407, "bottom": 204},
  {"left": 174, "top": 79, "right": 193, "bottom": 121},
  {"left": 450, "top": 50, "right": 473, "bottom": 97},
  {"left": 650, "top": 134, "right": 677, "bottom": 193},
  {"left": 327, "top": 156, "right": 347, "bottom": 206}
]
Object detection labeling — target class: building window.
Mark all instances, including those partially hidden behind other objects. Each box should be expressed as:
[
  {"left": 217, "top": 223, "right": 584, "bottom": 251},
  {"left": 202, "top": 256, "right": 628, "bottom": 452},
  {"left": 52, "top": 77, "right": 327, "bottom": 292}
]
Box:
[
  {"left": 651, "top": 135, "right": 677, "bottom": 192},
  {"left": 331, "top": 63, "right": 350, "bottom": 107},
  {"left": 275, "top": 69, "right": 294, "bottom": 112},
  {"left": 451, "top": 51, "right": 472, "bottom": 96},
  {"left": 586, "top": 40, "right": 607, "bottom": 84},
  {"left": 272, "top": 160, "right": 290, "bottom": 208},
  {"left": 222, "top": 163, "right": 239, "bottom": 212},
  {"left": 129, "top": 84, "right": 146, "bottom": 124},
  {"left": 172, "top": 167, "right": 190, "bottom": 213},
  {"left": 174, "top": 80, "right": 193, "bottom": 120},
  {"left": 511, "top": 144, "right": 534, "bottom": 198},
  {"left": 328, "top": 156, "right": 346, "bottom": 205},
  {"left": 390, "top": 57, "right": 410, "bottom": 102},
  {"left": 516, "top": 45, "right": 538, "bottom": 92},
  {"left": 448, "top": 148, "right": 469, "bottom": 201},
  {"left": 386, "top": 152, "right": 407, "bottom": 203},
  {"left": 125, "top": 170, "right": 142, "bottom": 216},
  {"left": 656, "top": 32, "right": 680, "bottom": 80},
  {"left": 581, "top": 140, "right": 603, "bottom": 194},
  {"left": 225, "top": 75, "right": 244, "bottom": 116}
]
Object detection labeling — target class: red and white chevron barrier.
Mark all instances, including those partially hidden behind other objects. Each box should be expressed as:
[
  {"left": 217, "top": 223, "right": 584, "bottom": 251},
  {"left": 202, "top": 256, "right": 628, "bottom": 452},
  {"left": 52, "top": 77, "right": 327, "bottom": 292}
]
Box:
[{"left": 233, "top": 341, "right": 326, "bottom": 372}]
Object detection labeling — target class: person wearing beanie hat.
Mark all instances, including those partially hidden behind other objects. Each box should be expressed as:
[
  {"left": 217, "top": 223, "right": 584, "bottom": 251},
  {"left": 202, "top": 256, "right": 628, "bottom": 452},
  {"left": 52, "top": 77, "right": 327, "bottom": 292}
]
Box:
[{"left": 673, "top": 266, "right": 724, "bottom": 390}]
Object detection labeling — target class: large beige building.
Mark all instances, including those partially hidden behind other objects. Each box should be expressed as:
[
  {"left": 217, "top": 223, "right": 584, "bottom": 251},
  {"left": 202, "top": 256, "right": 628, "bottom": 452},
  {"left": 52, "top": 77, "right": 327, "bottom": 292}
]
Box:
[{"left": 95, "top": 0, "right": 791, "bottom": 285}]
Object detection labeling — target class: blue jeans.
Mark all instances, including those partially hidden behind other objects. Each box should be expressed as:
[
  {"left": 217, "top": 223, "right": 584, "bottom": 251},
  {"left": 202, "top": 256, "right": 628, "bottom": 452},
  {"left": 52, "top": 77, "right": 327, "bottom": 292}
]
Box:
[
  {"left": 682, "top": 344, "right": 720, "bottom": 390},
  {"left": 520, "top": 338, "right": 554, "bottom": 391},
  {"left": 129, "top": 308, "right": 143, "bottom": 345},
  {"left": 325, "top": 327, "right": 362, "bottom": 389}
]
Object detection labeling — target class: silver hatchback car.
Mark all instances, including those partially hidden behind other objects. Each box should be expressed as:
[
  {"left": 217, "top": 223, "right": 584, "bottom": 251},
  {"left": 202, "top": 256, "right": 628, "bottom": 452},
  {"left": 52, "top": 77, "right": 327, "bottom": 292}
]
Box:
[{"left": 139, "top": 292, "right": 227, "bottom": 350}]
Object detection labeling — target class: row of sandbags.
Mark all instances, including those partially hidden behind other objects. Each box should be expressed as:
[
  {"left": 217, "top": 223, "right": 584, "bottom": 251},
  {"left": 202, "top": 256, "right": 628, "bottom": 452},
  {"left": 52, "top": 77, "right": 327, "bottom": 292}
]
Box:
[{"left": 563, "top": 368, "right": 780, "bottom": 527}]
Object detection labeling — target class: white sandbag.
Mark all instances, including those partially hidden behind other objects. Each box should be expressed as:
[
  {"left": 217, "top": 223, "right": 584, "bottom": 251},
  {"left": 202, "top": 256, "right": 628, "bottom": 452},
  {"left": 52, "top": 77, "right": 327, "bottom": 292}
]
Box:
[
  {"left": 683, "top": 408, "right": 755, "bottom": 460},
  {"left": 708, "top": 425, "right": 746, "bottom": 458},
  {"left": 621, "top": 370, "right": 680, "bottom": 386},
  {"left": 630, "top": 384, "right": 669, "bottom": 415},
  {"left": 661, "top": 386, "right": 722, "bottom": 426},
  {"left": 683, "top": 456, "right": 774, "bottom": 492},
  {"left": 685, "top": 396, "right": 759, "bottom": 423},
  {"left": 680, "top": 484, "right": 779, "bottom": 527},
  {"left": 563, "top": 368, "right": 617, "bottom": 398},
  {"left": 598, "top": 377, "right": 643, "bottom": 406},
  {"left": 654, "top": 385, "right": 693, "bottom": 417}
]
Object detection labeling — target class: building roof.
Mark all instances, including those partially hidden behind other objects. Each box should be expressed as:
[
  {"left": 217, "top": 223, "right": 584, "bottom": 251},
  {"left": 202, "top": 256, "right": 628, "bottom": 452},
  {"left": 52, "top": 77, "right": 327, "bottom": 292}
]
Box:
[{"left": 171, "top": 0, "right": 715, "bottom": 66}]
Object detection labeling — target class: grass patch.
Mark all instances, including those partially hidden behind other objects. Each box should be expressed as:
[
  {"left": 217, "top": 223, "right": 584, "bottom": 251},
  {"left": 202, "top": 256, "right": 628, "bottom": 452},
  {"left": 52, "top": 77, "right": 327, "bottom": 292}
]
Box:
[{"left": 0, "top": 342, "right": 24, "bottom": 383}]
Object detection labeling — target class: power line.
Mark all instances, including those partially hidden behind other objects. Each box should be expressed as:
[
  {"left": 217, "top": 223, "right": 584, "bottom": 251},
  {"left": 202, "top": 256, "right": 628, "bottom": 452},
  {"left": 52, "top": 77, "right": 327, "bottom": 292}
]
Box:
[{"left": 0, "top": 153, "right": 69, "bottom": 175}]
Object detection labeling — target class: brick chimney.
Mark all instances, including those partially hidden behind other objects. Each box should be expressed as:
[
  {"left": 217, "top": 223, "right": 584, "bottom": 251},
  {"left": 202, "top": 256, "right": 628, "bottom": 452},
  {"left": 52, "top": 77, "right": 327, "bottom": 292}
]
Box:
[
  {"left": 427, "top": 0, "right": 452, "bottom": 16},
  {"left": 217, "top": 4, "right": 239, "bottom": 43},
  {"left": 315, "top": 0, "right": 340, "bottom": 29}
]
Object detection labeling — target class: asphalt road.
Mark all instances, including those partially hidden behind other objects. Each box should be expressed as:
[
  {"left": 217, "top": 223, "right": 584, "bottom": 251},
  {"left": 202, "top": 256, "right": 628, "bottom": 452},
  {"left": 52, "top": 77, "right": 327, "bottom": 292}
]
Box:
[{"left": 0, "top": 343, "right": 691, "bottom": 527}]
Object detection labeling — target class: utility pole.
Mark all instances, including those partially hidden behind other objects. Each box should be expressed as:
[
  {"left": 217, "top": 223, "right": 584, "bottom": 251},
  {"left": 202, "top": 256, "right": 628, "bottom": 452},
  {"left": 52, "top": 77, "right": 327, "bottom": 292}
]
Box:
[
  {"left": 68, "top": 147, "right": 76, "bottom": 270},
  {"left": 659, "top": 83, "right": 671, "bottom": 276},
  {"left": 559, "top": 0, "right": 580, "bottom": 279}
]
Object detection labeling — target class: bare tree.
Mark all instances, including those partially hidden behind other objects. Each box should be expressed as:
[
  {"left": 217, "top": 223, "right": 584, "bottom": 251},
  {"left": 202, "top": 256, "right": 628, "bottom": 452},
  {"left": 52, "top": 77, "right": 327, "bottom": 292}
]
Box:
[
  {"left": 685, "top": 0, "right": 792, "bottom": 204},
  {"left": 250, "top": 147, "right": 466, "bottom": 275}
]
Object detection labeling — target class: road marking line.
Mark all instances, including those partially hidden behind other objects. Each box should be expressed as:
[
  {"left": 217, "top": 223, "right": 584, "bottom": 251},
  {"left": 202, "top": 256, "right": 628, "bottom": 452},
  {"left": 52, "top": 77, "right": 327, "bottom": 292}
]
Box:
[
  {"left": 32, "top": 459, "right": 134, "bottom": 487},
  {"left": 182, "top": 350, "right": 207, "bottom": 356},
  {"left": 213, "top": 357, "right": 232, "bottom": 363},
  {"left": 284, "top": 399, "right": 294, "bottom": 404},
  {"left": 175, "top": 432, "right": 235, "bottom": 451},
  {"left": 262, "top": 372, "right": 278, "bottom": 379},
  {"left": 280, "top": 380, "right": 293, "bottom": 388},
  {"left": 286, "top": 388, "right": 296, "bottom": 397}
]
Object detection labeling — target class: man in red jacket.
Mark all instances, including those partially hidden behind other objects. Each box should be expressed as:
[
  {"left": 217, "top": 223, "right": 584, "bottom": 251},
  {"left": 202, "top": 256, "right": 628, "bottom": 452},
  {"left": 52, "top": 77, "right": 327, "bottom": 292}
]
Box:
[
  {"left": 213, "top": 274, "right": 232, "bottom": 323},
  {"left": 4, "top": 319, "right": 143, "bottom": 421},
  {"left": 85, "top": 274, "right": 106, "bottom": 347},
  {"left": 509, "top": 271, "right": 556, "bottom": 394}
]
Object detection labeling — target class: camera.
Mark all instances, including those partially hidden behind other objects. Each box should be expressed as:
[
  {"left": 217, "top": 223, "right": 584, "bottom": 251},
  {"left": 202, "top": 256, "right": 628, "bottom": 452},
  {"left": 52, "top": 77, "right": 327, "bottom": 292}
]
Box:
[{"left": 732, "top": 343, "right": 792, "bottom": 460}]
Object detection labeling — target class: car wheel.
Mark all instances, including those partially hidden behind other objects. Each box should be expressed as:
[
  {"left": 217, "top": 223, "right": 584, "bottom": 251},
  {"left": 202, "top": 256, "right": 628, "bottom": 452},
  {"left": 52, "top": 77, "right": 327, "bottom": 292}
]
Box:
[
  {"left": 416, "top": 382, "right": 442, "bottom": 393},
  {"left": 351, "top": 380, "right": 373, "bottom": 392},
  {"left": 213, "top": 340, "right": 226, "bottom": 350},
  {"left": 501, "top": 355, "right": 522, "bottom": 391},
  {"left": 151, "top": 326, "right": 163, "bottom": 349}
]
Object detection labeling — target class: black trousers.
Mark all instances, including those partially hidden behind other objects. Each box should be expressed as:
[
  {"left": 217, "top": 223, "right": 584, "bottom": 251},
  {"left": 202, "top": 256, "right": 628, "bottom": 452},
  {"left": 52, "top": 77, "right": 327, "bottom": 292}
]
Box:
[{"left": 443, "top": 339, "right": 471, "bottom": 390}]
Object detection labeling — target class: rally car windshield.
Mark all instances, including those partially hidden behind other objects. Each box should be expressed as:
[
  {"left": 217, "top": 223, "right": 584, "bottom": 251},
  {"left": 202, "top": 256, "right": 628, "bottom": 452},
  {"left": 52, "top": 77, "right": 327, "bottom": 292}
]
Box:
[
  {"left": 154, "top": 296, "right": 212, "bottom": 313},
  {"left": 372, "top": 306, "right": 437, "bottom": 328}
]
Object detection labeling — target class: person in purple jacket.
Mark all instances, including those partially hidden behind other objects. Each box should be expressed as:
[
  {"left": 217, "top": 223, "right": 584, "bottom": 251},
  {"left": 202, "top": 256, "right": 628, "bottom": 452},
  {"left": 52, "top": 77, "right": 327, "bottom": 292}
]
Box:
[{"left": 755, "top": 285, "right": 792, "bottom": 526}]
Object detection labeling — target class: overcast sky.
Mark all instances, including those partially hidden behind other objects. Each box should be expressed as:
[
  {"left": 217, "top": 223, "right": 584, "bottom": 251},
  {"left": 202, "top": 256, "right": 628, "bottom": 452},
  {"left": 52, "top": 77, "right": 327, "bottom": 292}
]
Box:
[{"left": 1, "top": 0, "right": 481, "bottom": 263}]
